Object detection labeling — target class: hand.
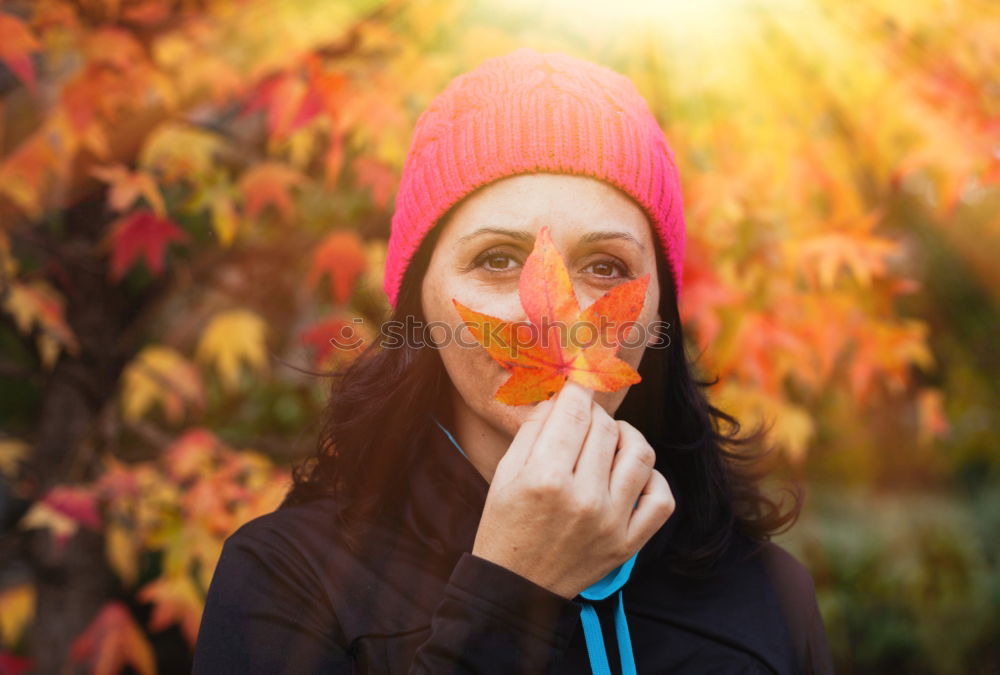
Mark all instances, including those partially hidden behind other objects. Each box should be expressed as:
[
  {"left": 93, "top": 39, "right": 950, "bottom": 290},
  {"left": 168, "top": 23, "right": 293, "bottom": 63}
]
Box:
[{"left": 471, "top": 381, "right": 676, "bottom": 600}]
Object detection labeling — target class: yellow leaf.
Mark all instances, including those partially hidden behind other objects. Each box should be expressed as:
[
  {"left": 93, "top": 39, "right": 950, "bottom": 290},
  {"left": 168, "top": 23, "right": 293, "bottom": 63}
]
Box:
[
  {"left": 105, "top": 517, "right": 140, "bottom": 588},
  {"left": 211, "top": 197, "right": 239, "bottom": 247},
  {"left": 0, "top": 582, "right": 36, "bottom": 648},
  {"left": 0, "top": 439, "right": 30, "bottom": 477},
  {"left": 121, "top": 346, "right": 204, "bottom": 423},
  {"left": 19, "top": 502, "right": 78, "bottom": 546},
  {"left": 2, "top": 280, "right": 80, "bottom": 361},
  {"left": 139, "top": 122, "right": 225, "bottom": 183},
  {"left": 195, "top": 310, "right": 269, "bottom": 391}
]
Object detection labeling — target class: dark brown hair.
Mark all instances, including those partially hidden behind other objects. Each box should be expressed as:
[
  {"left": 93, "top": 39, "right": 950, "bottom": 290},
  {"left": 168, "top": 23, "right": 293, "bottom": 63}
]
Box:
[{"left": 281, "top": 199, "right": 803, "bottom": 578}]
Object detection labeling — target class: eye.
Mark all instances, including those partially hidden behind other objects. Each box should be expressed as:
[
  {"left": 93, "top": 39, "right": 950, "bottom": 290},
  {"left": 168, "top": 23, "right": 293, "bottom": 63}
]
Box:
[
  {"left": 583, "top": 258, "right": 630, "bottom": 279},
  {"left": 473, "top": 248, "right": 522, "bottom": 272}
]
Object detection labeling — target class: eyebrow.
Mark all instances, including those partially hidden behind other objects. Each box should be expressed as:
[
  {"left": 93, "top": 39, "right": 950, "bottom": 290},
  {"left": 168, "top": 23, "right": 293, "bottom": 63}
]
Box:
[{"left": 456, "top": 227, "right": 645, "bottom": 251}]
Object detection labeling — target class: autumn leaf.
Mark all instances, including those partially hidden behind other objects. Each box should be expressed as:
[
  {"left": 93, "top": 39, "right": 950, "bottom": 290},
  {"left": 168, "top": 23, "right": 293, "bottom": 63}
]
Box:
[
  {"left": 0, "top": 439, "right": 29, "bottom": 478},
  {"left": 352, "top": 155, "right": 396, "bottom": 210},
  {"left": 163, "top": 428, "right": 223, "bottom": 482},
  {"left": 0, "top": 582, "right": 36, "bottom": 649},
  {"left": 104, "top": 209, "right": 188, "bottom": 281},
  {"left": 120, "top": 345, "right": 204, "bottom": 423},
  {"left": 242, "top": 72, "right": 320, "bottom": 143},
  {"left": 0, "top": 14, "right": 41, "bottom": 91},
  {"left": 453, "top": 226, "right": 650, "bottom": 405},
  {"left": 0, "top": 651, "right": 33, "bottom": 675},
  {"left": 238, "top": 162, "right": 306, "bottom": 222},
  {"left": 69, "top": 602, "right": 155, "bottom": 675},
  {"left": 90, "top": 163, "right": 167, "bottom": 217},
  {"left": 299, "top": 314, "right": 372, "bottom": 368},
  {"left": 1, "top": 279, "right": 80, "bottom": 367},
  {"left": 139, "top": 122, "right": 225, "bottom": 183},
  {"left": 195, "top": 309, "right": 269, "bottom": 391},
  {"left": 307, "top": 230, "right": 367, "bottom": 304},
  {"left": 136, "top": 574, "right": 203, "bottom": 647},
  {"left": 18, "top": 485, "right": 102, "bottom": 554}
]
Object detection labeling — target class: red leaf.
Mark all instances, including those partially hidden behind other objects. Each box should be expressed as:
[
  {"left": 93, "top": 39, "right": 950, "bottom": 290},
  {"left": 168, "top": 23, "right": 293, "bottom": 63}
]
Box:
[
  {"left": 299, "top": 315, "right": 369, "bottom": 367},
  {"left": 104, "top": 209, "right": 187, "bottom": 281},
  {"left": 0, "top": 651, "right": 34, "bottom": 675},
  {"left": 42, "top": 485, "right": 102, "bottom": 531}
]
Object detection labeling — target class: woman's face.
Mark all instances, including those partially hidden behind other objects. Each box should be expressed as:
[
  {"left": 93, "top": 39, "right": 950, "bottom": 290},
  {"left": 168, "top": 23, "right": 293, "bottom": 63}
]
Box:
[{"left": 421, "top": 173, "right": 662, "bottom": 441}]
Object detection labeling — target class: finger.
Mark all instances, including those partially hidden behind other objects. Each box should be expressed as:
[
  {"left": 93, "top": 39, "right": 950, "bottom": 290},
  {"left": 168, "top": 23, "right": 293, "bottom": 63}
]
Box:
[
  {"left": 527, "top": 380, "right": 595, "bottom": 475},
  {"left": 625, "top": 469, "right": 675, "bottom": 551},
  {"left": 608, "top": 421, "right": 657, "bottom": 515},
  {"left": 572, "top": 401, "right": 619, "bottom": 497},
  {"left": 500, "top": 398, "right": 555, "bottom": 472}
]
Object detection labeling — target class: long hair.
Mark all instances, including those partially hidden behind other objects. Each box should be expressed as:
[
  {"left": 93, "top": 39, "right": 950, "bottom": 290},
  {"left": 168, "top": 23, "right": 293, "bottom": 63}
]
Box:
[{"left": 281, "top": 198, "right": 803, "bottom": 579}]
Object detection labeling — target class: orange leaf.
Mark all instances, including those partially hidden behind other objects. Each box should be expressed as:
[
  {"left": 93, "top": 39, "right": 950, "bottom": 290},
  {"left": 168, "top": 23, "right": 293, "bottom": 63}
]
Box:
[
  {"left": 104, "top": 209, "right": 187, "bottom": 281},
  {"left": 307, "top": 231, "right": 367, "bottom": 304},
  {"left": 69, "top": 602, "right": 155, "bottom": 675},
  {"left": 238, "top": 162, "right": 305, "bottom": 222},
  {"left": 453, "top": 225, "right": 649, "bottom": 405},
  {"left": 136, "top": 574, "right": 203, "bottom": 647},
  {"left": 0, "top": 14, "right": 41, "bottom": 91},
  {"left": 352, "top": 156, "right": 396, "bottom": 210},
  {"left": 90, "top": 164, "right": 166, "bottom": 217}
]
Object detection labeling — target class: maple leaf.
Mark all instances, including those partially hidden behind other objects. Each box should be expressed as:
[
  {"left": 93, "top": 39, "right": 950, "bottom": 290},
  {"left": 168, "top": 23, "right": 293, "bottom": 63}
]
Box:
[
  {"left": 0, "top": 651, "right": 33, "bottom": 675},
  {"left": 69, "top": 601, "right": 156, "bottom": 675},
  {"left": 162, "top": 428, "right": 223, "bottom": 482},
  {"left": 352, "top": 155, "right": 396, "bottom": 210},
  {"left": 0, "top": 582, "right": 36, "bottom": 649},
  {"left": 307, "top": 230, "right": 367, "bottom": 304},
  {"left": 0, "top": 14, "right": 41, "bottom": 91},
  {"left": 238, "top": 162, "right": 305, "bottom": 222},
  {"left": 136, "top": 573, "right": 204, "bottom": 647},
  {"left": 120, "top": 345, "right": 204, "bottom": 423},
  {"left": 139, "top": 122, "right": 225, "bottom": 183},
  {"left": 104, "top": 209, "right": 188, "bottom": 281},
  {"left": 18, "top": 485, "right": 102, "bottom": 554},
  {"left": 1, "top": 279, "right": 80, "bottom": 367},
  {"left": 90, "top": 163, "right": 166, "bottom": 217},
  {"left": 453, "top": 226, "right": 650, "bottom": 405},
  {"left": 299, "top": 315, "right": 371, "bottom": 367},
  {"left": 195, "top": 309, "right": 269, "bottom": 391},
  {"left": 242, "top": 72, "right": 319, "bottom": 143},
  {"left": 0, "top": 438, "right": 29, "bottom": 478}
]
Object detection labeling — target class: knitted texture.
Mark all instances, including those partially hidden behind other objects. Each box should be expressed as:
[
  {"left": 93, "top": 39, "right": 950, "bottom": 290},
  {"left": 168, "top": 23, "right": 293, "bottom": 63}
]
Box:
[{"left": 383, "top": 46, "right": 686, "bottom": 309}]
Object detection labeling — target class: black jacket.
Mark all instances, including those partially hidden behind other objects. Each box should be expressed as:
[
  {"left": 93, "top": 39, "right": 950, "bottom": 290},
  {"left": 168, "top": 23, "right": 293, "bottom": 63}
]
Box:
[{"left": 192, "top": 420, "right": 836, "bottom": 674}]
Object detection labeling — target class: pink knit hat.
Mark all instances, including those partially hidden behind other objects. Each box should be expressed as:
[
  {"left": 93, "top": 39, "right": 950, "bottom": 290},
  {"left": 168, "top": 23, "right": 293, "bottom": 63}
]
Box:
[{"left": 383, "top": 47, "right": 686, "bottom": 309}]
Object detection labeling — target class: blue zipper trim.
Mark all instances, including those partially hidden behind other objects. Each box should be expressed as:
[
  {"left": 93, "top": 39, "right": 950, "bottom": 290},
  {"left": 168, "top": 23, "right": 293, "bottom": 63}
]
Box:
[{"left": 430, "top": 413, "right": 639, "bottom": 675}]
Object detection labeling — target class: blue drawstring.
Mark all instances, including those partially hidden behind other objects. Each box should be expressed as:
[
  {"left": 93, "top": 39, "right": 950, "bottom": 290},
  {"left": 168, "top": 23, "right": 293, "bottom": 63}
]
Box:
[{"left": 431, "top": 414, "right": 639, "bottom": 675}]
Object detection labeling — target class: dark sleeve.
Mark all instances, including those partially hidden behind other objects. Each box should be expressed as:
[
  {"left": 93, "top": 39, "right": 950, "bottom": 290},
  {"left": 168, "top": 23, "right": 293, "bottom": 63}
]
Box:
[
  {"left": 408, "top": 552, "right": 581, "bottom": 673},
  {"left": 192, "top": 527, "right": 352, "bottom": 674},
  {"left": 193, "top": 530, "right": 580, "bottom": 675}
]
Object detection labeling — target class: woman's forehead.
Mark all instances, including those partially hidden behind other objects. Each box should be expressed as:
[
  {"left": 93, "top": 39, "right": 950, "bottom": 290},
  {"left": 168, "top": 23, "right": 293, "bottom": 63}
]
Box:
[{"left": 438, "top": 173, "right": 654, "bottom": 245}]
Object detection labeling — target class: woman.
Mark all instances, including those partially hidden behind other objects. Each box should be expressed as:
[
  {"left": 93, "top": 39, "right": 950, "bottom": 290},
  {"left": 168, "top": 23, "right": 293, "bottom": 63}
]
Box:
[{"left": 192, "top": 47, "right": 835, "bottom": 674}]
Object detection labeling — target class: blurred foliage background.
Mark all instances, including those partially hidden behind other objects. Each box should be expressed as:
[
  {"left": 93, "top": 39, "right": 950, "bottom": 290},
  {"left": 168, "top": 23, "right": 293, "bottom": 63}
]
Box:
[{"left": 0, "top": 0, "right": 996, "bottom": 673}]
